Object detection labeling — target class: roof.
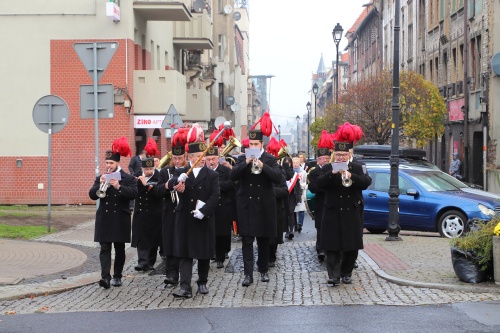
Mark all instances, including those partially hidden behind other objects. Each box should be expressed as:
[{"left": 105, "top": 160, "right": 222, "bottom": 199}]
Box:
[
  {"left": 348, "top": 3, "right": 372, "bottom": 34},
  {"left": 317, "top": 53, "right": 327, "bottom": 74}
]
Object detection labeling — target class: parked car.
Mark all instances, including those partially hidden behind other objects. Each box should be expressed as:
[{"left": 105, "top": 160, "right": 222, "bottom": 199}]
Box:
[{"left": 362, "top": 163, "right": 500, "bottom": 238}]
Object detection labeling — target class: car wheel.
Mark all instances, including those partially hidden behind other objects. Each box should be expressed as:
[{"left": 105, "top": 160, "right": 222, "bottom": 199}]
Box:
[
  {"left": 366, "top": 228, "right": 386, "bottom": 234},
  {"left": 438, "top": 210, "right": 467, "bottom": 238}
]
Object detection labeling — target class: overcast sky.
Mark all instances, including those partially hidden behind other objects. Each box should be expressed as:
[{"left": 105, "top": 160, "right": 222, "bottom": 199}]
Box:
[{"left": 248, "top": 0, "right": 371, "bottom": 130}]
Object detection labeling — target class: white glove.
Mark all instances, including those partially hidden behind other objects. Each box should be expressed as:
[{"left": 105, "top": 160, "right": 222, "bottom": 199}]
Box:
[
  {"left": 192, "top": 209, "right": 204, "bottom": 220},
  {"left": 178, "top": 173, "right": 188, "bottom": 183}
]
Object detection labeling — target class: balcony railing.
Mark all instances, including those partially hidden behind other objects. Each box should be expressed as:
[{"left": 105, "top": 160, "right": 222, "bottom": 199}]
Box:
[{"left": 201, "top": 63, "right": 216, "bottom": 80}]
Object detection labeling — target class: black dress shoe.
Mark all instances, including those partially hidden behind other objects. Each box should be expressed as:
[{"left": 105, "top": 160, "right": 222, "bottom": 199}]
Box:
[
  {"left": 173, "top": 289, "right": 192, "bottom": 298},
  {"left": 317, "top": 252, "right": 325, "bottom": 261},
  {"left": 327, "top": 278, "right": 340, "bottom": 286},
  {"left": 98, "top": 278, "right": 110, "bottom": 289},
  {"left": 242, "top": 275, "right": 253, "bottom": 287},
  {"left": 341, "top": 276, "right": 352, "bottom": 284},
  {"left": 225, "top": 253, "right": 229, "bottom": 259},
  {"left": 353, "top": 261, "right": 359, "bottom": 269},
  {"left": 111, "top": 277, "right": 122, "bottom": 287},
  {"left": 198, "top": 284, "right": 209, "bottom": 294},
  {"left": 269, "top": 261, "right": 276, "bottom": 267},
  {"left": 288, "top": 232, "right": 294, "bottom": 240},
  {"left": 164, "top": 277, "right": 178, "bottom": 285},
  {"left": 134, "top": 264, "right": 147, "bottom": 271},
  {"left": 216, "top": 261, "right": 224, "bottom": 269},
  {"left": 260, "top": 273, "right": 270, "bottom": 282}
]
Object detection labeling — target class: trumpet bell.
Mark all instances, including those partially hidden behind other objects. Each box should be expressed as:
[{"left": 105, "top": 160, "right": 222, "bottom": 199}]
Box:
[
  {"left": 158, "top": 151, "right": 172, "bottom": 169},
  {"left": 96, "top": 182, "right": 109, "bottom": 198},
  {"left": 220, "top": 137, "right": 242, "bottom": 157},
  {"left": 277, "top": 146, "right": 290, "bottom": 160}
]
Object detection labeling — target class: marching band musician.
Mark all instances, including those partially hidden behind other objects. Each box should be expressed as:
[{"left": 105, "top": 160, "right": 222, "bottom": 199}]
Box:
[
  {"left": 156, "top": 128, "right": 189, "bottom": 287},
  {"left": 205, "top": 145, "right": 235, "bottom": 269},
  {"left": 89, "top": 137, "right": 138, "bottom": 289},
  {"left": 168, "top": 138, "right": 220, "bottom": 298},
  {"left": 131, "top": 138, "right": 163, "bottom": 272},
  {"left": 307, "top": 130, "right": 333, "bottom": 261},
  {"left": 231, "top": 117, "right": 282, "bottom": 287},
  {"left": 317, "top": 140, "right": 371, "bottom": 287}
]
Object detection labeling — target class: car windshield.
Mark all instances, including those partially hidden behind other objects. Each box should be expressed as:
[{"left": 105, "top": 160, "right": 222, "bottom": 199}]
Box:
[{"left": 409, "top": 171, "right": 468, "bottom": 192}]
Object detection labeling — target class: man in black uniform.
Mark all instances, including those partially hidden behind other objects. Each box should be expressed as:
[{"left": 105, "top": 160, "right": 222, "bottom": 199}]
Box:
[
  {"left": 205, "top": 146, "right": 235, "bottom": 269},
  {"left": 317, "top": 141, "right": 371, "bottom": 286},
  {"left": 131, "top": 155, "right": 163, "bottom": 271},
  {"left": 89, "top": 137, "right": 138, "bottom": 289},
  {"left": 307, "top": 144, "right": 331, "bottom": 261},
  {"left": 168, "top": 141, "right": 220, "bottom": 298},
  {"left": 231, "top": 129, "right": 282, "bottom": 286},
  {"left": 157, "top": 143, "right": 187, "bottom": 287}
]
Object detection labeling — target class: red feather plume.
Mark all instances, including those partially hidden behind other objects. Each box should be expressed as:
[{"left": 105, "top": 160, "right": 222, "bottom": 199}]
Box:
[
  {"left": 242, "top": 137, "right": 250, "bottom": 148},
  {"left": 111, "top": 136, "right": 132, "bottom": 157},
  {"left": 210, "top": 129, "right": 224, "bottom": 147},
  {"left": 318, "top": 130, "right": 334, "bottom": 149},
  {"left": 266, "top": 137, "right": 281, "bottom": 158},
  {"left": 144, "top": 138, "right": 159, "bottom": 157},
  {"left": 218, "top": 124, "right": 235, "bottom": 140},
  {"left": 251, "top": 112, "right": 276, "bottom": 137},
  {"left": 187, "top": 123, "right": 205, "bottom": 143},
  {"left": 279, "top": 139, "right": 287, "bottom": 147},
  {"left": 172, "top": 127, "right": 189, "bottom": 147},
  {"left": 335, "top": 122, "right": 364, "bottom": 144}
]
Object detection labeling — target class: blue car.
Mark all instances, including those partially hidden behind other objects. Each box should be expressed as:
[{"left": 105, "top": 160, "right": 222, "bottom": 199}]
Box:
[{"left": 363, "top": 164, "right": 500, "bottom": 238}]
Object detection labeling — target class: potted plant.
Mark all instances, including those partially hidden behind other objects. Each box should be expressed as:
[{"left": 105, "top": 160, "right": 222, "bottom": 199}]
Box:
[{"left": 449, "top": 217, "right": 498, "bottom": 283}]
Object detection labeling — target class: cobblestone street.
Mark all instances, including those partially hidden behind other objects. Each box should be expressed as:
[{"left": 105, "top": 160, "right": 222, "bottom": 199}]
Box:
[{"left": 1, "top": 239, "right": 500, "bottom": 315}]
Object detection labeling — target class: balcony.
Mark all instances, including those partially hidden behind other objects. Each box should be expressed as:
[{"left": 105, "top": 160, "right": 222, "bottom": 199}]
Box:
[
  {"left": 133, "top": 1, "right": 191, "bottom": 22},
  {"left": 133, "top": 70, "right": 186, "bottom": 116},
  {"left": 186, "top": 89, "right": 211, "bottom": 121},
  {"left": 173, "top": 12, "right": 213, "bottom": 49}
]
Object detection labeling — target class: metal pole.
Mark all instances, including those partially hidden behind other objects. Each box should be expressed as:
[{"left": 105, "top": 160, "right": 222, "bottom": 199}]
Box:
[
  {"left": 463, "top": 0, "right": 469, "bottom": 181},
  {"left": 335, "top": 43, "right": 340, "bottom": 105},
  {"left": 313, "top": 94, "right": 317, "bottom": 159},
  {"left": 47, "top": 104, "right": 52, "bottom": 233},
  {"left": 307, "top": 110, "right": 310, "bottom": 159},
  {"left": 387, "top": 0, "right": 402, "bottom": 241},
  {"left": 297, "top": 119, "right": 300, "bottom": 154}
]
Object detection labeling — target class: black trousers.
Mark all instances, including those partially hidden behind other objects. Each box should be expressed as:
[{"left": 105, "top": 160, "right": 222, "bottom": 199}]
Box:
[
  {"left": 325, "top": 250, "right": 358, "bottom": 279},
  {"left": 137, "top": 242, "right": 158, "bottom": 267},
  {"left": 269, "top": 244, "right": 278, "bottom": 263},
  {"left": 165, "top": 255, "right": 179, "bottom": 282},
  {"left": 242, "top": 236, "right": 270, "bottom": 276},
  {"left": 316, "top": 228, "right": 323, "bottom": 253},
  {"left": 215, "top": 235, "right": 231, "bottom": 262},
  {"left": 99, "top": 242, "right": 125, "bottom": 280},
  {"left": 179, "top": 257, "right": 209, "bottom": 291}
]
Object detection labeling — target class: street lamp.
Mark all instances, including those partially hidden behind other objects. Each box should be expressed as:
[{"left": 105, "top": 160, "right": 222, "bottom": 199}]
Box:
[
  {"left": 312, "top": 83, "right": 319, "bottom": 158},
  {"left": 306, "top": 102, "right": 311, "bottom": 159},
  {"left": 296, "top": 115, "right": 300, "bottom": 154},
  {"left": 387, "top": 0, "right": 402, "bottom": 241},
  {"left": 332, "top": 23, "right": 344, "bottom": 105},
  {"left": 278, "top": 124, "right": 281, "bottom": 141}
]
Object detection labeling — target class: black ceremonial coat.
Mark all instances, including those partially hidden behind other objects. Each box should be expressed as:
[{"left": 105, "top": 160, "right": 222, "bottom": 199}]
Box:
[
  {"left": 156, "top": 165, "right": 179, "bottom": 257},
  {"left": 214, "top": 164, "right": 235, "bottom": 237},
  {"left": 271, "top": 168, "right": 289, "bottom": 245},
  {"left": 307, "top": 165, "right": 327, "bottom": 229},
  {"left": 230, "top": 151, "right": 282, "bottom": 238},
  {"left": 89, "top": 169, "right": 138, "bottom": 243},
  {"left": 131, "top": 170, "right": 163, "bottom": 248},
  {"left": 317, "top": 162, "right": 371, "bottom": 252},
  {"left": 168, "top": 166, "right": 220, "bottom": 259}
]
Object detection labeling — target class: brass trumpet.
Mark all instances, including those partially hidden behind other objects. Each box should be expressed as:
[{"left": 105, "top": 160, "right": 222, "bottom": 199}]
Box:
[
  {"left": 251, "top": 157, "right": 262, "bottom": 174},
  {"left": 340, "top": 169, "right": 352, "bottom": 187},
  {"left": 276, "top": 146, "right": 290, "bottom": 160},
  {"left": 96, "top": 168, "right": 111, "bottom": 198},
  {"left": 220, "top": 137, "right": 241, "bottom": 164},
  {"left": 158, "top": 151, "right": 172, "bottom": 169}
]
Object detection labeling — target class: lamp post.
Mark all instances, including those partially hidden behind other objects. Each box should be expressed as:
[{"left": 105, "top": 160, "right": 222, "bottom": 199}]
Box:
[
  {"left": 296, "top": 115, "right": 300, "bottom": 154},
  {"left": 306, "top": 102, "right": 311, "bottom": 159},
  {"left": 332, "top": 23, "right": 344, "bottom": 105},
  {"left": 387, "top": 0, "right": 402, "bottom": 241},
  {"left": 312, "top": 84, "right": 318, "bottom": 158},
  {"left": 278, "top": 124, "right": 281, "bottom": 141}
]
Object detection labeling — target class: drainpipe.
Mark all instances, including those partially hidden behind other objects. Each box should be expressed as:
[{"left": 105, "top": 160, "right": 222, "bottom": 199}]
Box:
[{"left": 463, "top": 1, "right": 469, "bottom": 181}]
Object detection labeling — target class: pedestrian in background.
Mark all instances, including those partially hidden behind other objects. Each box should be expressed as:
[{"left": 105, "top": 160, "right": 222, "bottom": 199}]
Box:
[
  {"left": 292, "top": 157, "right": 307, "bottom": 233},
  {"left": 129, "top": 150, "right": 146, "bottom": 174},
  {"left": 449, "top": 152, "right": 462, "bottom": 180},
  {"left": 89, "top": 137, "right": 137, "bottom": 289}
]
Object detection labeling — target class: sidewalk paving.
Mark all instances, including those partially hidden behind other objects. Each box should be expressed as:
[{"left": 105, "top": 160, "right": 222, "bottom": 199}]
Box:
[{"left": 0, "top": 220, "right": 498, "bottom": 302}]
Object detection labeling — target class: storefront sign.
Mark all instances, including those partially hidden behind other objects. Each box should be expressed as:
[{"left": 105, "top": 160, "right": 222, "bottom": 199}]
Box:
[
  {"left": 134, "top": 115, "right": 165, "bottom": 128},
  {"left": 449, "top": 98, "right": 464, "bottom": 121},
  {"left": 106, "top": 2, "right": 120, "bottom": 22}
]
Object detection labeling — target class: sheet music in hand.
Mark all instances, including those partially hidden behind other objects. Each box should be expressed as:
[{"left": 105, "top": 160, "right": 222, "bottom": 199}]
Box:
[
  {"left": 245, "top": 148, "right": 261, "bottom": 159},
  {"left": 331, "top": 161, "right": 348, "bottom": 173},
  {"left": 105, "top": 171, "right": 122, "bottom": 182}
]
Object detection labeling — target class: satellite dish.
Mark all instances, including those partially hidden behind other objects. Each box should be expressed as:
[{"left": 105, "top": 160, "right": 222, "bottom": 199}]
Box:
[
  {"left": 233, "top": 12, "right": 241, "bottom": 21},
  {"left": 225, "top": 96, "right": 235, "bottom": 106},
  {"left": 492, "top": 53, "right": 500, "bottom": 76},
  {"left": 224, "top": 4, "right": 233, "bottom": 14},
  {"left": 230, "top": 102, "right": 241, "bottom": 112},
  {"left": 193, "top": 0, "right": 205, "bottom": 13},
  {"left": 214, "top": 116, "right": 226, "bottom": 128}
]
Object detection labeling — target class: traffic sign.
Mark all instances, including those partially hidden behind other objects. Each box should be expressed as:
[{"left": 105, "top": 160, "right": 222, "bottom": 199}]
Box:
[
  {"left": 32, "top": 95, "right": 69, "bottom": 134},
  {"left": 74, "top": 42, "right": 118, "bottom": 83},
  {"left": 79, "top": 84, "right": 114, "bottom": 119},
  {"left": 161, "top": 104, "right": 183, "bottom": 129}
]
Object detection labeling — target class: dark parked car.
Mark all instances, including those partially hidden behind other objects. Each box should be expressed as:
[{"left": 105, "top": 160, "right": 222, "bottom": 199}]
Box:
[{"left": 354, "top": 146, "right": 500, "bottom": 238}]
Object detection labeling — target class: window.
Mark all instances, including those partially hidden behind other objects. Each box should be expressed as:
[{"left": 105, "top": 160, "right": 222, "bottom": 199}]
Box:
[{"left": 218, "top": 35, "right": 224, "bottom": 61}]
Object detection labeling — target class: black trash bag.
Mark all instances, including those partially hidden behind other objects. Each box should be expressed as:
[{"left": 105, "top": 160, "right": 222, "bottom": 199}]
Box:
[{"left": 451, "top": 247, "right": 488, "bottom": 284}]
